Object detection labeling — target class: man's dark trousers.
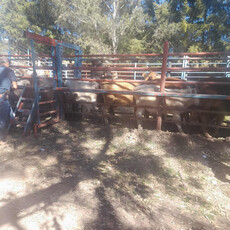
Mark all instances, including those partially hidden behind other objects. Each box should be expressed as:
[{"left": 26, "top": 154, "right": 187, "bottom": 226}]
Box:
[{"left": 0, "top": 98, "right": 10, "bottom": 140}]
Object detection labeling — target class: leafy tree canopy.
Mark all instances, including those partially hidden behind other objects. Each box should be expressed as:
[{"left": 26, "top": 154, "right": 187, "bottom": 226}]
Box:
[{"left": 0, "top": 0, "right": 229, "bottom": 54}]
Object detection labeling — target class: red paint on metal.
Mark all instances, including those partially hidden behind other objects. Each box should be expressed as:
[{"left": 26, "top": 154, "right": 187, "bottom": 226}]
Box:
[
  {"left": 63, "top": 51, "right": 230, "bottom": 58},
  {"left": 157, "top": 42, "right": 169, "bottom": 131},
  {"left": 34, "top": 124, "right": 38, "bottom": 137},
  {"left": 52, "top": 48, "right": 58, "bottom": 86},
  {"left": 24, "top": 31, "right": 61, "bottom": 46},
  {"left": 160, "top": 42, "right": 169, "bottom": 92},
  {"left": 64, "top": 53, "right": 163, "bottom": 58},
  {"left": 64, "top": 66, "right": 162, "bottom": 71}
]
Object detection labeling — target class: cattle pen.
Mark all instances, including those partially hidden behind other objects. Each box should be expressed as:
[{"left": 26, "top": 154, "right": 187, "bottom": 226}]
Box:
[{"left": 1, "top": 32, "right": 230, "bottom": 137}]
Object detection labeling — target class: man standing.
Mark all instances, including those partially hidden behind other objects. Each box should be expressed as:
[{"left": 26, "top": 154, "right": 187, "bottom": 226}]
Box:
[{"left": 0, "top": 56, "right": 17, "bottom": 142}]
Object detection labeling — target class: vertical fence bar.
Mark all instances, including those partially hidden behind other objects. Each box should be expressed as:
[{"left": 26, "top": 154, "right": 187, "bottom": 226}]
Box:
[
  {"left": 160, "top": 42, "right": 169, "bottom": 91},
  {"left": 51, "top": 46, "right": 60, "bottom": 122},
  {"left": 167, "top": 48, "right": 173, "bottom": 78},
  {"left": 56, "top": 44, "right": 63, "bottom": 118},
  {"left": 76, "top": 49, "right": 82, "bottom": 79},
  {"left": 157, "top": 41, "right": 169, "bottom": 131},
  {"left": 226, "top": 56, "right": 230, "bottom": 78},
  {"left": 181, "top": 55, "right": 188, "bottom": 80},
  {"left": 134, "top": 62, "right": 137, "bottom": 80},
  {"left": 30, "top": 39, "right": 40, "bottom": 132},
  {"left": 31, "top": 40, "right": 38, "bottom": 101},
  {"left": 56, "top": 44, "right": 63, "bottom": 87},
  {"left": 51, "top": 46, "right": 57, "bottom": 88},
  {"left": 74, "top": 51, "right": 77, "bottom": 78},
  {"left": 27, "top": 48, "right": 30, "bottom": 66}
]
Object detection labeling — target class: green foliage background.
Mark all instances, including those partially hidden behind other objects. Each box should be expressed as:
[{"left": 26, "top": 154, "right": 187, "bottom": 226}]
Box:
[{"left": 0, "top": 0, "right": 229, "bottom": 54}]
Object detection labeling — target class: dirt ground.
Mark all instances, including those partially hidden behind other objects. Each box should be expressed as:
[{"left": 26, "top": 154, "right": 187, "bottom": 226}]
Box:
[{"left": 0, "top": 118, "right": 230, "bottom": 230}]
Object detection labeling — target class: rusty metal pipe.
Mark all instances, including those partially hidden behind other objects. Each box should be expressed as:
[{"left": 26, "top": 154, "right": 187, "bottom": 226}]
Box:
[{"left": 157, "top": 41, "right": 169, "bottom": 130}]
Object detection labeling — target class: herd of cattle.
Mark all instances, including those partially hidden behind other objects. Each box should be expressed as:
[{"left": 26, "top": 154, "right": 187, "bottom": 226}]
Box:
[
  {"left": 63, "top": 61, "right": 230, "bottom": 138},
  {"left": 13, "top": 61, "right": 230, "bottom": 138}
]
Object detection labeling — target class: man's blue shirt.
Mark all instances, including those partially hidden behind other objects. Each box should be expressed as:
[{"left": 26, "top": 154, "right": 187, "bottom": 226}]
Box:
[{"left": 0, "top": 66, "right": 17, "bottom": 94}]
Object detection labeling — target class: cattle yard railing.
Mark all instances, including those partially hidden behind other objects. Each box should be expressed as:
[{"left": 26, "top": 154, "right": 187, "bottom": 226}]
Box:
[
  {"left": 0, "top": 32, "right": 82, "bottom": 135},
  {"left": 57, "top": 42, "right": 230, "bottom": 133},
  {"left": 1, "top": 33, "right": 230, "bottom": 135}
]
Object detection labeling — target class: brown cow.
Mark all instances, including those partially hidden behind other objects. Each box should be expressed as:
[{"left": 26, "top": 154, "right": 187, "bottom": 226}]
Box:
[
  {"left": 100, "top": 81, "right": 138, "bottom": 125},
  {"left": 142, "top": 72, "right": 187, "bottom": 89},
  {"left": 190, "top": 81, "right": 230, "bottom": 138}
]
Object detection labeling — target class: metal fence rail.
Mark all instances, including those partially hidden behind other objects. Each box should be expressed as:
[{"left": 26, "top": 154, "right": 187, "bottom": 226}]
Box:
[{"left": 1, "top": 34, "right": 230, "bottom": 135}]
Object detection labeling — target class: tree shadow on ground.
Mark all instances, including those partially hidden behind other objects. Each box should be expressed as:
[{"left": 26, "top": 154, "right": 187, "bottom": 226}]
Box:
[
  {"left": 162, "top": 134, "right": 230, "bottom": 183},
  {"left": 0, "top": 172, "right": 91, "bottom": 229},
  {"left": 85, "top": 186, "right": 123, "bottom": 230},
  {"left": 1, "top": 121, "right": 228, "bottom": 229}
]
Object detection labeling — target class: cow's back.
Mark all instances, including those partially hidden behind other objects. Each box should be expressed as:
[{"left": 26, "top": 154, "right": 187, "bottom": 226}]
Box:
[
  {"left": 135, "top": 84, "right": 199, "bottom": 113},
  {"left": 101, "top": 82, "right": 138, "bottom": 106},
  {"left": 65, "top": 80, "right": 99, "bottom": 103},
  {"left": 164, "top": 87, "right": 199, "bottom": 110}
]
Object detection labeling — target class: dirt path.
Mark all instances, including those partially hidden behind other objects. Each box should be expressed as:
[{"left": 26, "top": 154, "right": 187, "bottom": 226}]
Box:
[{"left": 0, "top": 120, "right": 230, "bottom": 230}]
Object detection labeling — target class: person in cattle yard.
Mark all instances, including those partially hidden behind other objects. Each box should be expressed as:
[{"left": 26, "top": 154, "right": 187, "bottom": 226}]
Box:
[{"left": 0, "top": 56, "right": 17, "bottom": 144}]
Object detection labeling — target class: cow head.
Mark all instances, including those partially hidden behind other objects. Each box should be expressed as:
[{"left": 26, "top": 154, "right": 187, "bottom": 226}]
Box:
[
  {"left": 91, "top": 60, "right": 103, "bottom": 67},
  {"left": 142, "top": 72, "right": 161, "bottom": 81}
]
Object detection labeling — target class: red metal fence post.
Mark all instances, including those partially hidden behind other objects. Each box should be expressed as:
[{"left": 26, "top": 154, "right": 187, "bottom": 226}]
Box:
[{"left": 156, "top": 41, "right": 169, "bottom": 130}]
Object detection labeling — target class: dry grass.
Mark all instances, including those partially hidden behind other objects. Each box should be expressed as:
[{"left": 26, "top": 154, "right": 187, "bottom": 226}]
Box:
[{"left": 0, "top": 120, "right": 230, "bottom": 230}]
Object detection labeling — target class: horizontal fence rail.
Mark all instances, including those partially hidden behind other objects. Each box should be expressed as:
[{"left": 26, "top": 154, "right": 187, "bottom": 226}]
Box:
[
  {"left": 1, "top": 41, "right": 230, "bottom": 134},
  {"left": 56, "top": 87, "right": 230, "bottom": 100}
]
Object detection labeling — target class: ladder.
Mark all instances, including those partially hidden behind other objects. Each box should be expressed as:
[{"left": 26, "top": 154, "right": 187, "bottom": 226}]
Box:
[
  {"left": 8, "top": 87, "right": 59, "bottom": 135},
  {"left": 8, "top": 87, "right": 36, "bottom": 134},
  {"left": 34, "top": 88, "right": 59, "bottom": 136}
]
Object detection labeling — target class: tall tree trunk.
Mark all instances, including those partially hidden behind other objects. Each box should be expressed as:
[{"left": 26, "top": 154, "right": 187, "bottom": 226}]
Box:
[{"left": 112, "top": 0, "right": 119, "bottom": 54}]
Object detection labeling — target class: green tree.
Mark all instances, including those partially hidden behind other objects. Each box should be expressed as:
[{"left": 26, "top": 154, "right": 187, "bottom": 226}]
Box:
[
  {"left": 169, "top": 0, "right": 230, "bottom": 52},
  {"left": 1, "top": 0, "right": 229, "bottom": 54},
  {"left": 0, "top": 0, "right": 62, "bottom": 52},
  {"left": 0, "top": 0, "right": 31, "bottom": 42},
  {"left": 25, "top": 0, "right": 62, "bottom": 39},
  {"left": 52, "top": 0, "right": 147, "bottom": 54},
  {"left": 143, "top": 1, "right": 180, "bottom": 53}
]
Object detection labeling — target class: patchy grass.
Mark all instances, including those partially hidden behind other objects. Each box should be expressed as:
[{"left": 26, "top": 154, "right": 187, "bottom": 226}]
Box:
[{"left": 0, "top": 120, "right": 230, "bottom": 230}]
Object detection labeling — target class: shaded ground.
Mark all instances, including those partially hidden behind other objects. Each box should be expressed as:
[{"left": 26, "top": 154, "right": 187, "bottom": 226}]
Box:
[{"left": 0, "top": 119, "right": 230, "bottom": 230}]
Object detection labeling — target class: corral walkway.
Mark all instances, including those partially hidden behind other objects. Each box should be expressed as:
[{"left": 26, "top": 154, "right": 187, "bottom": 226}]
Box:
[{"left": 0, "top": 120, "right": 230, "bottom": 230}]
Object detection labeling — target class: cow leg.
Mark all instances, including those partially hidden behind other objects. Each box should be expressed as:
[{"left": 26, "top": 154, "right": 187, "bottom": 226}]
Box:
[
  {"left": 200, "top": 112, "right": 217, "bottom": 138},
  {"left": 144, "top": 110, "right": 149, "bottom": 119},
  {"left": 108, "top": 106, "right": 115, "bottom": 115},
  {"left": 173, "top": 113, "right": 185, "bottom": 134},
  {"left": 102, "top": 106, "right": 109, "bottom": 126},
  {"left": 199, "top": 113, "right": 213, "bottom": 138},
  {"left": 81, "top": 105, "right": 89, "bottom": 120},
  {"left": 136, "top": 108, "right": 144, "bottom": 130},
  {"left": 212, "top": 114, "right": 224, "bottom": 137},
  {"left": 201, "top": 113, "right": 224, "bottom": 138},
  {"left": 202, "top": 127, "right": 213, "bottom": 139}
]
